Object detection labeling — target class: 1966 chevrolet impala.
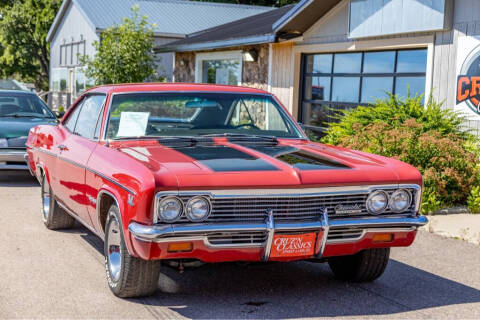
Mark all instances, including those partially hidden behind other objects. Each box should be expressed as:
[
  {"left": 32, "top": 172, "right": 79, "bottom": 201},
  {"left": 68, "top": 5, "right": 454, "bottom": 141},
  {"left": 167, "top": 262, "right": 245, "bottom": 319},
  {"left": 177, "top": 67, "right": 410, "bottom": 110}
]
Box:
[{"left": 26, "top": 83, "right": 427, "bottom": 298}]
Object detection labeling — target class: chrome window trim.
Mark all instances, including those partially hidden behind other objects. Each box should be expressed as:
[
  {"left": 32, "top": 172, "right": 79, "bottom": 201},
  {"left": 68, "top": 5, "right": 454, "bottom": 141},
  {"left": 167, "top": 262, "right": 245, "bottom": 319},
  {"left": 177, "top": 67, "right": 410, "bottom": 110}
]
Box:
[{"left": 101, "top": 91, "right": 307, "bottom": 141}]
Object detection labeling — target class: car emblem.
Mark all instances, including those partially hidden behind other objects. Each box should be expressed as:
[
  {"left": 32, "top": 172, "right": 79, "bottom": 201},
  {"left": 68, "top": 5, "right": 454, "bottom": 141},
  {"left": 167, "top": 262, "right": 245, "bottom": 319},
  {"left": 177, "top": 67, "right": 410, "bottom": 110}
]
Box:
[
  {"left": 128, "top": 194, "right": 135, "bottom": 207},
  {"left": 334, "top": 204, "right": 362, "bottom": 215}
]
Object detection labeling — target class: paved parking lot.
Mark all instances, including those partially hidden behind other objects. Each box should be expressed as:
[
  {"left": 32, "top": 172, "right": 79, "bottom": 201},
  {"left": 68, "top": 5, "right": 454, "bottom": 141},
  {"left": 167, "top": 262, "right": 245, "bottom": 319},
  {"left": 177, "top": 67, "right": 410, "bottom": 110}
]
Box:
[{"left": 1, "top": 171, "right": 480, "bottom": 319}]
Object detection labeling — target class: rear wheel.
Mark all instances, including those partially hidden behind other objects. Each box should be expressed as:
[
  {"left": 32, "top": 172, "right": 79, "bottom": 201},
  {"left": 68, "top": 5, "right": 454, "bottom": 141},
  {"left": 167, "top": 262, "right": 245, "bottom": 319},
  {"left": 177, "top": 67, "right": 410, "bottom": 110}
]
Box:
[
  {"left": 104, "top": 204, "right": 161, "bottom": 298},
  {"left": 41, "top": 174, "right": 75, "bottom": 230},
  {"left": 328, "top": 248, "right": 390, "bottom": 282}
]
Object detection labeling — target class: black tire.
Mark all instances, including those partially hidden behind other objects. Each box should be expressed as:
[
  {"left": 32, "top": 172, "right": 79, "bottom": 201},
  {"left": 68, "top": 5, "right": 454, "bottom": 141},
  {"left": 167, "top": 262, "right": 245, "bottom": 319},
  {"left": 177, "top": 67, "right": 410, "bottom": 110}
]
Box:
[
  {"left": 41, "top": 174, "right": 75, "bottom": 230},
  {"left": 104, "top": 204, "right": 161, "bottom": 298},
  {"left": 328, "top": 248, "right": 390, "bottom": 282}
]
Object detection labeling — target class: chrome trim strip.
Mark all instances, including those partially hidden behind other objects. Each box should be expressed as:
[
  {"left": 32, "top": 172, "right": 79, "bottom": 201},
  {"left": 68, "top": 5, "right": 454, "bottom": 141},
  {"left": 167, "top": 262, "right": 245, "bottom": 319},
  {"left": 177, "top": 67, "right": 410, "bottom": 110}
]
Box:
[
  {"left": 319, "top": 208, "right": 329, "bottom": 257},
  {"left": 96, "top": 190, "right": 121, "bottom": 237},
  {"left": 328, "top": 215, "right": 427, "bottom": 228},
  {"left": 263, "top": 209, "right": 275, "bottom": 261},
  {"left": 24, "top": 153, "right": 34, "bottom": 176},
  {"left": 326, "top": 226, "right": 417, "bottom": 244},
  {"left": 155, "top": 184, "right": 420, "bottom": 199},
  {"left": 128, "top": 215, "right": 427, "bottom": 250},
  {"left": 0, "top": 164, "right": 28, "bottom": 170},
  {"left": 143, "top": 235, "right": 266, "bottom": 249},
  {"left": 28, "top": 145, "right": 135, "bottom": 195}
]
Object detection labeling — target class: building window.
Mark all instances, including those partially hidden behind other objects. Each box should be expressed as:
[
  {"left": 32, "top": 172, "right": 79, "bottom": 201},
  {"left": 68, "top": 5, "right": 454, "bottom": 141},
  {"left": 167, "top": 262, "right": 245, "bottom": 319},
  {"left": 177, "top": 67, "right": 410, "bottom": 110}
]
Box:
[
  {"left": 300, "top": 49, "right": 427, "bottom": 136},
  {"left": 195, "top": 51, "right": 242, "bottom": 86},
  {"left": 59, "top": 37, "right": 86, "bottom": 67},
  {"left": 50, "top": 68, "right": 68, "bottom": 92},
  {"left": 74, "top": 67, "right": 94, "bottom": 97}
]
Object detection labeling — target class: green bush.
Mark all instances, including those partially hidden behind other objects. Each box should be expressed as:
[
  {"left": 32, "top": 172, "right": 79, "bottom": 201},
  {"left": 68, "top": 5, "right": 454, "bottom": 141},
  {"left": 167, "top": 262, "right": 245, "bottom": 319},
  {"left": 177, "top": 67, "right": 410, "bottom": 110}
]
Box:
[
  {"left": 322, "top": 94, "right": 468, "bottom": 145},
  {"left": 321, "top": 94, "right": 480, "bottom": 214},
  {"left": 467, "top": 186, "right": 480, "bottom": 214}
]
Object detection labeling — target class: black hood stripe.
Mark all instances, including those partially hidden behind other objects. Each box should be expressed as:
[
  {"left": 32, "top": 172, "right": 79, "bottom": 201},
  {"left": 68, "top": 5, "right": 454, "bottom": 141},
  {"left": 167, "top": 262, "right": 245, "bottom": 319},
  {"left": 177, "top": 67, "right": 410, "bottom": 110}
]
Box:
[
  {"left": 241, "top": 145, "right": 351, "bottom": 170},
  {"left": 172, "top": 145, "right": 279, "bottom": 172}
]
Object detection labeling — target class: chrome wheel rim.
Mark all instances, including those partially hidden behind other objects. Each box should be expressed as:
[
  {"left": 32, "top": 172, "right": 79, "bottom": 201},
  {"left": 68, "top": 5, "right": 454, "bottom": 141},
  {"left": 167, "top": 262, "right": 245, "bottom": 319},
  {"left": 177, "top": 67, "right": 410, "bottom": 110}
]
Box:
[
  {"left": 42, "top": 177, "right": 50, "bottom": 221},
  {"left": 107, "top": 214, "right": 122, "bottom": 282}
]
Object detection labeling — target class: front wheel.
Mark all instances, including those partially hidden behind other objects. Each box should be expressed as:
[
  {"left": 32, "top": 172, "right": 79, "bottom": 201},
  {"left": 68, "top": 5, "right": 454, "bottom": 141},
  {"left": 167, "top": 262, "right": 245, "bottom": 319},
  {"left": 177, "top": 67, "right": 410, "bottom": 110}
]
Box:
[
  {"left": 328, "top": 248, "right": 390, "bottom": 282},
  {"left": 104, "top": 204, "right": 161, "bottom": 298}
]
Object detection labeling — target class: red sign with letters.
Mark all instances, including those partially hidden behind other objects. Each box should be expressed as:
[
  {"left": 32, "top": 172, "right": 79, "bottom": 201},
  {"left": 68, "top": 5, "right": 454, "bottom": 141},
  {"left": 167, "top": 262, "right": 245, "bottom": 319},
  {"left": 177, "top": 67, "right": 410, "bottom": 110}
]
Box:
[{"left": 270, "top": 233, "right": 317, "bottom": 258}]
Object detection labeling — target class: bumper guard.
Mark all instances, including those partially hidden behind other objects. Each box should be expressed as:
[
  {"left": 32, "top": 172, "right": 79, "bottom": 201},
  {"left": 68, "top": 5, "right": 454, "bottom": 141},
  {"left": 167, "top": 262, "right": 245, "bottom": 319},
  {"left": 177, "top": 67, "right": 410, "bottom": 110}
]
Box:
[{"left": 129, "top": 212, "right": 428, "bottom": 260}]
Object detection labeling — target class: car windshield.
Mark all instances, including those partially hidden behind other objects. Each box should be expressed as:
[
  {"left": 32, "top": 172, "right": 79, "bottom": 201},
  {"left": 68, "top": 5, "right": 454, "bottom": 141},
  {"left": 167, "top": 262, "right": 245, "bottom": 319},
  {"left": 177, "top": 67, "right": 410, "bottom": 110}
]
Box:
[
  {"left": 0, "top": 92, "right": 55, "bottom": 118},
  {"left": 106, "top": 93, "right": 304, "bottom": 139}
]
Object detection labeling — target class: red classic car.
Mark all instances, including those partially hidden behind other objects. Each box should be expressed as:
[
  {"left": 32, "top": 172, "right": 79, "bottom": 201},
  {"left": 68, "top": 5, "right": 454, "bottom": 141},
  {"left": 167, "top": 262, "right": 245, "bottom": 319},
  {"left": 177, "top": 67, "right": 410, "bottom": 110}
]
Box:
[{"left": 26, "top": 83, "right": 427, "bottom": 298}]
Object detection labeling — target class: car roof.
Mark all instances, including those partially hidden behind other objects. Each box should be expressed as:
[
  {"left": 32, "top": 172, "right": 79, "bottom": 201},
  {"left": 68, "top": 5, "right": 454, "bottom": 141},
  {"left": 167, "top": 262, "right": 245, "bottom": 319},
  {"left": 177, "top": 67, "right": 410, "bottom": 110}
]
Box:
[{"left": 85, "top": 83, "right": 271, "bottom": 95}]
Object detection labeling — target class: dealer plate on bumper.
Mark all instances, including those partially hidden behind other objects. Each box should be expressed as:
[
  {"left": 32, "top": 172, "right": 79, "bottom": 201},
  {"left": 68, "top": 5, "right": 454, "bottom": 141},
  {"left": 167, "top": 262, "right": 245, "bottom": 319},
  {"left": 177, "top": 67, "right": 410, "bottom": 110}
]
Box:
[{"left": 270, "top": 232, "right": 317, "bottom": 258}]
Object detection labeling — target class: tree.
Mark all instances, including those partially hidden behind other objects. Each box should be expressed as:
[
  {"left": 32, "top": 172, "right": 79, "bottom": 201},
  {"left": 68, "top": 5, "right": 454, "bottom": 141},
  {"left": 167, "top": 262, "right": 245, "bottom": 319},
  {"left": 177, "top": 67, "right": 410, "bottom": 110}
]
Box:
[
  {"left": 193, "top": 0, "right": 298, "bottom": 7},
  {"left": 81, "top": 6, "right": 160, "bottom": 85},
  {"left": 0, "top": 0, "right": 60, "bottom": 91}
]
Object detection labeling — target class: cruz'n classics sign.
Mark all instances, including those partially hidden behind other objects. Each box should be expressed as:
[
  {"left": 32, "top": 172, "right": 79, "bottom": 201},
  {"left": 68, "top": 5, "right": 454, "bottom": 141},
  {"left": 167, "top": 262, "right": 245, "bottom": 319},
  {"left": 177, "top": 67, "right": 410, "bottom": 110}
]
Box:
[{"left": 457, "top": 36, "right": 480, "bottom": 116}]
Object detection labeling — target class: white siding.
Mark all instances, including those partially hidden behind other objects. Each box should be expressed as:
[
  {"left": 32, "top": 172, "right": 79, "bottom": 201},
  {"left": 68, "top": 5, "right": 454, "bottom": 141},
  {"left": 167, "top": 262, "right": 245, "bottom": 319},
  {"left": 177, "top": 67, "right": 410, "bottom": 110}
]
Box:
[
  {"left": 153, "top": 37, "right": 183, "bottom": 81},
  {"left": 50, "top": 2, "right": 98, "bottom": 69},
  {"left": 349, "top": 0, "right": 450, "bottom": 38},
  {"left": 271, "top": 42, "right": 294, "bottom": 112}
]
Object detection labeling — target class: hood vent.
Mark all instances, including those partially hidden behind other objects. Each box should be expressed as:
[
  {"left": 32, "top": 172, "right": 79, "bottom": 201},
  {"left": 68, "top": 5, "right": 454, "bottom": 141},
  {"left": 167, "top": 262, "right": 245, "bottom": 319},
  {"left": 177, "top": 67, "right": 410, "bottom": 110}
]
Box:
[
  {"left": 227, "top": 136, "right": 278, "bottom": 146},
  {"left": 158, "top": 136, "right": 214, "bottom": 148}
]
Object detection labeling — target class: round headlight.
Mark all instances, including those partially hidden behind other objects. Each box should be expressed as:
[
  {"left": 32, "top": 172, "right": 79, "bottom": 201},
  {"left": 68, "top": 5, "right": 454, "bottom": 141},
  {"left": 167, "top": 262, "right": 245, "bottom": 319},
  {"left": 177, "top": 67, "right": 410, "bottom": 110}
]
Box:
[
  {"left": 186, "top": 196, "right": 211, "bottom": 222},
  {"left": 158, "top": 197, "right": 183, "bottom": 223},
  {"left": 390, "top": 189, "right": 411, "bottom": 213},
  {"left": 366, "top": 190, "right": 388, "bottom": 215}
]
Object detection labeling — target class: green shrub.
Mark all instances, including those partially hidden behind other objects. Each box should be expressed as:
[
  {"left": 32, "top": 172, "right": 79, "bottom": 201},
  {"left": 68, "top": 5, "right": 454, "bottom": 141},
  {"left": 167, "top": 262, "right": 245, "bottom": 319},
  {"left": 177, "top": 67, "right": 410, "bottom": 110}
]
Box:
[
  {"left": 422, "top": 187, "right": 442, "bottom": 214},
  {"left": 321, "top": 94, "right": 480, "bottom": 214},
  {"left": 322, "top": 94, "right": 468, "bottom": 146},
  {"left": 467, "top": 186, "right": 480, "bottom": 214}
]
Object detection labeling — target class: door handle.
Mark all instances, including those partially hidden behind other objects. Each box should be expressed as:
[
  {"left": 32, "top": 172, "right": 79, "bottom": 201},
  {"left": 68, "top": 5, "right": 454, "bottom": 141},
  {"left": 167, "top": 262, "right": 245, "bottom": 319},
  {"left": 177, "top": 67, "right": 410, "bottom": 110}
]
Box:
[{"left": 58, "top": 144, "right": 68, "bottom": 151}]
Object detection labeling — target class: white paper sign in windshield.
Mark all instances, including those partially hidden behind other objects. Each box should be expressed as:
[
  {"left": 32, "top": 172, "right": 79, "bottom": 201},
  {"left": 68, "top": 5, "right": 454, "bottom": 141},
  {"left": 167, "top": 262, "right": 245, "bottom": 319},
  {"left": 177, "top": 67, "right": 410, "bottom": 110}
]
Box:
[{"left": 117, "top": 112, "right": 150, "bottom": 137}]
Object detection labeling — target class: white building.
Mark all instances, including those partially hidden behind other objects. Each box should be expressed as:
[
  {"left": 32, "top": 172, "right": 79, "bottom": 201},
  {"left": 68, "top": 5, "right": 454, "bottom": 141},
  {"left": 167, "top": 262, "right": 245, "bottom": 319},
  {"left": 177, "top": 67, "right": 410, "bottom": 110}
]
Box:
[{"left": 46, "top": 0, "right": 272, "bottom": 106}]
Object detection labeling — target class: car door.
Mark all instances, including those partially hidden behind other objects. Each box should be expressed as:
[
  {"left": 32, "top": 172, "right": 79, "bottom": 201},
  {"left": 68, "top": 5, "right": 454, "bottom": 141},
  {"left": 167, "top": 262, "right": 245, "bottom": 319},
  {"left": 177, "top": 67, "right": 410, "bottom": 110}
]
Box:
[{"left": 54, "top": 94, "right": 106, "bottom": 226}]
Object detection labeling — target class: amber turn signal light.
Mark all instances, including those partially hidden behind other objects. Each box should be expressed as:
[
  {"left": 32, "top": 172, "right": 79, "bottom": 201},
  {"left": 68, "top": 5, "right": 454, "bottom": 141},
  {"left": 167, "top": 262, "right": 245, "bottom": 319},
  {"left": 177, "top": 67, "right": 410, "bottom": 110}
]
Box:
[
  {"left": 372, "top": 233, "right": 394, "bottom": 243},
  {"left": 167, "top": 242, "right": 193, "bottom": 253}
]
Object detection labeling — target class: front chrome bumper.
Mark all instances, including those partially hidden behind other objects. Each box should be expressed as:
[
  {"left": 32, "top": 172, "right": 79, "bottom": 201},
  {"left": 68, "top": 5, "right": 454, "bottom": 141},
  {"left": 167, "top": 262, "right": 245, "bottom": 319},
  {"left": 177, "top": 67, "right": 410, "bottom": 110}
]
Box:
[
  {"left": 0, "top": 149, "right": 28, "bottom": 170},
  {"left": 129, "top": 214, "right": 428, "bottom": 259}
]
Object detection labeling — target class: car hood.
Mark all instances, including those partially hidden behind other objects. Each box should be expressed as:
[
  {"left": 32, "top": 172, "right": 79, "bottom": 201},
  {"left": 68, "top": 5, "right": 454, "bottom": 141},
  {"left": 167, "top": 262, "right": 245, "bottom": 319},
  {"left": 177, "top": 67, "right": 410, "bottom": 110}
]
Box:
[
  {"left": 115, "top": 139, "right": 421, "bottom": 189},
  {"left": 0, "top": 117, "right": 57, "bottom": 140}
]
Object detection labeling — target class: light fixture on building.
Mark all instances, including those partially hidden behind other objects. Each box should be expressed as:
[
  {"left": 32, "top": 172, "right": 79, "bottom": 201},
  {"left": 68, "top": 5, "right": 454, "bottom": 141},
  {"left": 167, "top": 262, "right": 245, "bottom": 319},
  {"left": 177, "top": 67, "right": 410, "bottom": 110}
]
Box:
[{"left": 242, "top": 49, "right": 258, "bottom": 62}]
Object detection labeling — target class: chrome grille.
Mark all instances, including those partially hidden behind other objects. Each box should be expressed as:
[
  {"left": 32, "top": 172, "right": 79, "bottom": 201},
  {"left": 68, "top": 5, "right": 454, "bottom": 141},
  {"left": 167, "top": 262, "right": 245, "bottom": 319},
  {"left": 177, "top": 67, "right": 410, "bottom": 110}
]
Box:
[
  {"left": 175, "top": 188, "right": 417, "bottom": 223},
  {"left": 327, "top": 228, "right": 365, "bottom": 242},
  {"left": 207, "top": 231, "right": 267, "bottom": 246}
]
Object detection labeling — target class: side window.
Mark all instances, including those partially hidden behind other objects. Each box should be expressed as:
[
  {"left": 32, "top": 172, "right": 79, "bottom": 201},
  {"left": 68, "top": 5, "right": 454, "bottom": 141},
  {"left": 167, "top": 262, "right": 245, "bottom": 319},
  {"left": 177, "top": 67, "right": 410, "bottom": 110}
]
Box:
[
  {"left": 74, "top": 95, "right": 106, "bottom": 139},
  {"left": 63, "top": 99, "right": 84, "bottom": 132}
]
